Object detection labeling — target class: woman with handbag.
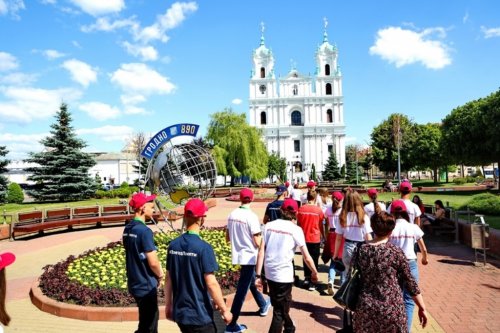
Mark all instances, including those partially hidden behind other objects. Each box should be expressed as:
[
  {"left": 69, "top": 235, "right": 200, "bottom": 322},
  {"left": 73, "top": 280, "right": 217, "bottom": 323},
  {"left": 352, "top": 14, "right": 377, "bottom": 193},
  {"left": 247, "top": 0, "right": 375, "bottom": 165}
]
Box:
[
  {"left": 352, "top": 209, "right": 428, "bottom": 332},
  {"left": 324, "top": 191, "right": 345, "bottom": 295},
  {"left": 332, "top": 189, "right": 372, "bottom": 284}
]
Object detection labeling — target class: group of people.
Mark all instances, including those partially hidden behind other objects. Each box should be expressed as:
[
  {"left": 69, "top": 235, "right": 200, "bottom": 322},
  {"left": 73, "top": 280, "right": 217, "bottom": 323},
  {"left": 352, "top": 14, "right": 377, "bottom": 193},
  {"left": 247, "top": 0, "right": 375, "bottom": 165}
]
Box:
[{"left": 121, "top": 179, "right": 432, "bottom": 333}]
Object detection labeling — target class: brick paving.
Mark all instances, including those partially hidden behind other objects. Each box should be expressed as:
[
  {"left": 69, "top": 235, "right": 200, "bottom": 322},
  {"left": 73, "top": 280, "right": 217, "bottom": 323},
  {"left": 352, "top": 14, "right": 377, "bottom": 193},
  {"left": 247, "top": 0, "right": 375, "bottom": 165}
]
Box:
[{"left": 0, "top": 196, "right": 498, "bottom": 332}]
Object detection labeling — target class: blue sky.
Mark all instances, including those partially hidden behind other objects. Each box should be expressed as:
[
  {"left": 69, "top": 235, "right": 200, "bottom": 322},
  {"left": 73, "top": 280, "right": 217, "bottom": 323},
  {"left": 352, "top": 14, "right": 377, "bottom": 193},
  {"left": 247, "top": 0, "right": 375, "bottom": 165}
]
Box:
[{"left": 1, "top": 0, "right": 499, "bottom": 159}]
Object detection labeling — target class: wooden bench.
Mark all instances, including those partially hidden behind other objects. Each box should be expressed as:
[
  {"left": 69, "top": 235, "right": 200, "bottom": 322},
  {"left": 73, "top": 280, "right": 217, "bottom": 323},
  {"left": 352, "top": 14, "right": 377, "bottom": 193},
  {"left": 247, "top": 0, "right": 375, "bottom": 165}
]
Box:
[
  {"left": 16, "top": 211, "right": 43, "bottom": 226},
  {"left": 73, "top": 206, "right": 100, "bottom": 218},
  {"left": 102, "top": 205, "right": 129, "bottom": 215},
  {"left": 46, "top": 208, "right": 71, "bottom": 221}
]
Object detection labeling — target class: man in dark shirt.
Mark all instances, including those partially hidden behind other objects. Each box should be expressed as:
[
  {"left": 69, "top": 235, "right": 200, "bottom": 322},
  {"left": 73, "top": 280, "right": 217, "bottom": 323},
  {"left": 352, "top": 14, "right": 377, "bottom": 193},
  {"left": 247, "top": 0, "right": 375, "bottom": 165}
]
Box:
[
  {"left": 165, "top": 198, "right": 232, "bottom": 333},
  {"left": 263, "top": 185, "right": 287, "bottom": 224},
  {"left": 123, "top": 193, "right": 164, "bottom": 333}
]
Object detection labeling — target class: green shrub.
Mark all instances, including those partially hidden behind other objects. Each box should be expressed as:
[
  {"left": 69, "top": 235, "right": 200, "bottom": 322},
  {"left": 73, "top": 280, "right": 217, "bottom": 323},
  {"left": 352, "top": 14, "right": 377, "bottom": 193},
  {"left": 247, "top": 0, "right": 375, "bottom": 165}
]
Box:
[
  {"left": 7, "top": 182, "right": 24, "bottom": 204},
  {"left": 453, "top": 178, "right": 466, "bottom": 185},
  {"left": 120, "top": 181, "right": 129, "bottom": 188},
  {"left": 94, "top": 190, "right": 107, "bottom": 199},
  {"left": 459, "top": 193, "right": 500, "bottom": 215}
]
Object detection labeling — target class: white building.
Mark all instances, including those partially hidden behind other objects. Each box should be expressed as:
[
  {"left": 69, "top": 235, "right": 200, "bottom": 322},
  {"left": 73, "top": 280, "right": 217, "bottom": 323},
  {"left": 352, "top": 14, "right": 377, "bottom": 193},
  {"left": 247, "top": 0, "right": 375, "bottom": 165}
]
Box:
[
  {"left": 248, "top": 22, "right": 346, "bottom": 182},
  {"left": 6, "top": 152, "right": 140, "bottom": 187}
]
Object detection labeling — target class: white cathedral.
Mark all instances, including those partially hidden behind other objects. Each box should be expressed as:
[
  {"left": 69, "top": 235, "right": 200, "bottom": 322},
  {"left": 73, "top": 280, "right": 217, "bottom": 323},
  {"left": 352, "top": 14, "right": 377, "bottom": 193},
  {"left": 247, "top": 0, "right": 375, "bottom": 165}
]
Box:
[{"left": 249, "top": 22, "right": 346, "bottom": 182}]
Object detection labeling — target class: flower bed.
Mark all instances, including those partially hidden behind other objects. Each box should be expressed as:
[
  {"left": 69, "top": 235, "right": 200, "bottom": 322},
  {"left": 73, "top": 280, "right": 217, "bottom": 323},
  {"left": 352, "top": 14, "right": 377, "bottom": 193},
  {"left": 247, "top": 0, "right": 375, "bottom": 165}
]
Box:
[{"left": 39, "top": 227, "right": 239, "bottom": 306}]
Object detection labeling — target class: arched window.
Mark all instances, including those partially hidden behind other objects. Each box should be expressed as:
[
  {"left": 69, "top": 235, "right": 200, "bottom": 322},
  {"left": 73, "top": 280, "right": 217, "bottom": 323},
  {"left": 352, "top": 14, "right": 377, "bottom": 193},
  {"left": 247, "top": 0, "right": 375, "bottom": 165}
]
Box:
[
  {"left": 325, "top": 64, "right": 330, "bottom": 76},
  {"left": 293, "top": 85, "right": 298, "bottom": 95},
  {"left": 260, "top": 67, "right": 265, "bottom": 78},
  {"left": 326, "top": 83, "right": 332, "bottom": 95},
  {"left": 291, "top": 111, "right": 302, "bottom": 126},
  {"left": 260, "top": 111, "right": 267, "bottom": 125},
  {"left": 326, "top": 109, "right": 333, "bottom": 123}
]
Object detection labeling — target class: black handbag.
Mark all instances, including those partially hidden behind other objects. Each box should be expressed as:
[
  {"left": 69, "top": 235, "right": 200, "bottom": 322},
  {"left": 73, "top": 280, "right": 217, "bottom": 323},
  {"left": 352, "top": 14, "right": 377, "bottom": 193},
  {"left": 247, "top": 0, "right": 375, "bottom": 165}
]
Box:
[
  {"left": 336, "top": 308, "right": 353, "bottom": 333},
  {"left": 333, "top": 244, "right": 362, "bottom": 310}
]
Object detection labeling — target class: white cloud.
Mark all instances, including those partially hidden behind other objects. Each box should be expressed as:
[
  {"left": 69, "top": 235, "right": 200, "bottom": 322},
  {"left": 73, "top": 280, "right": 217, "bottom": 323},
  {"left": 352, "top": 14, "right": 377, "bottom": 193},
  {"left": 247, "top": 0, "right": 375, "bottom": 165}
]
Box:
[
  {"left": 62, "top": 59, "right": 98, "bottom": 87},
  {"left": 0, "top": 51, "right": 19, "bottom": 71},
  {"left": 462, "top": 11, "right": 469, "bottom": 24},
  {"left": 132, "top": 2, "right": 198, "bottom": 44},
  {"left": 81, "top": 16, "right": 137, "bottom": 33},
  {"left": 72, "top": 40, "right": 82, "bottom": 49},
  {"left": 121, "top": 42, "right": 158, "bottom": 61},
  {"left": 0, "top": 72, "right": 37, "bottom": 85},
  {"left": 232, "top": 98, "right": 242, "bottom": 105},
  {"left": 0, "top": 0, "right": 25, "bottom": 18},
  {"left": 43, "top": 49, "right": 66, "bottom": 60},
  {"left": 0, "top": 132, "right": 47, "bottom": 159},
  {"left": 124, "top": 105, "right": 148, "bottom": 115},
  {"left": 40, "top": 0, "right": 56, "bottom": 4},
  {"left": 110, "top": 63, "right": 175, "bottom": 95},
  {"left": 369, "top": 26, "right": 452, "bottom": 69},
  {"left": 120, "top": 94, "right": 146, "bottom": 105},
  {"left": 79, "top": 101, "right": 120, "bottom": 121},
  {"left": 69, "top": 0, "right": 125, "bottom": 16},
  {"left": 481, "top": 26, "right": 500, "bottom": 39},
  {"left": 0, "top": 86, "right": 82, "bottom": 124},
  {"left": 77, "top": 125, "right": 134, "bottom": 142}
]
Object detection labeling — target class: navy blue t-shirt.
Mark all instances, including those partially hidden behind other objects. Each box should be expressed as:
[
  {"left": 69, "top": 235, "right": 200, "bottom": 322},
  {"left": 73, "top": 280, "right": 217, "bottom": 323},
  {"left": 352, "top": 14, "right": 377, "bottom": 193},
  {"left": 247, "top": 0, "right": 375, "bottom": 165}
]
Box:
[
  {"left": 265, "top": 200, "right": 284, "bottom": 222},
  {"left": 167, "top": 233, "right": 219, "bottom": 326},
  {"left": 123, "top": 219, "right": 157, "bottom": 297}
]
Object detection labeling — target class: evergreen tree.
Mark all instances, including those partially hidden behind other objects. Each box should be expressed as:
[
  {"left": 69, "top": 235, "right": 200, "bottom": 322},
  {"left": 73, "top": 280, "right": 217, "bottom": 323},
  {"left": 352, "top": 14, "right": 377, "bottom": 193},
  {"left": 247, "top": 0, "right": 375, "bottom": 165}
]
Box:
[
  {"left": 7, "top": 183, "right": 24, "bottom": 204},
  {"left": 345, "top": 145, "right": 358, "bottom": 182},
  {"left": 0, "top": 146, "right": 9, "bottom": 204},
  {"left": 322, "top": 151, "right": 341, "bottom": 181},
  {"left": 310, "top": 163, "right": 317, "bottom": 182},
  {"left": 25, "top": 103, "right": 96, "bottom": 202}
]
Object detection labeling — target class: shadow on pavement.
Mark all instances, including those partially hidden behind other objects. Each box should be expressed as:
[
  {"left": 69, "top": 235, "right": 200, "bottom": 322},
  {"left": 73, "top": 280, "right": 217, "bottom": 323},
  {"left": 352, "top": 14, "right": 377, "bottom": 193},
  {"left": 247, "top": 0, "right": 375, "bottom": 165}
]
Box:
[{"left": 291, "top": 299, "right": 343, "bottom": 331}]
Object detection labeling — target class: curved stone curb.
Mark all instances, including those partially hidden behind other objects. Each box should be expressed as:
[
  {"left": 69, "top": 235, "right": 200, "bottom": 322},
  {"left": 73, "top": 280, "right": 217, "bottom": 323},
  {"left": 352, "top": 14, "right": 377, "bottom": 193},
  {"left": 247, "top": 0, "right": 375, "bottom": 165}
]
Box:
[
  {"left": 30, "top": 279, "right": 166, "bottom": 321},
  {"left": 225, "top": 196, "right": 273, "bottom": 202}
]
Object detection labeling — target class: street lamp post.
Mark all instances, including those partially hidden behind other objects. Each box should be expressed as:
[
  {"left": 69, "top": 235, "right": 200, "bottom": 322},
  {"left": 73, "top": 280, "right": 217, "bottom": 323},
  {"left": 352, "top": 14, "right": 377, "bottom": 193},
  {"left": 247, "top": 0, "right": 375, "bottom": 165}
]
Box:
[{"left": 355, "top": 145, "right": 359, "bottom": 185}]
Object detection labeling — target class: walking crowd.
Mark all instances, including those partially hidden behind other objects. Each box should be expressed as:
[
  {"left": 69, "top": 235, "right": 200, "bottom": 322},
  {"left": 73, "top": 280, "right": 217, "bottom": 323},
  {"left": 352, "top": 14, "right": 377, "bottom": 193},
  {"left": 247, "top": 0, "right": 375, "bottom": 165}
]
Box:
[{"left": 118, "top": 182, "right": 430, "bottom": 333}]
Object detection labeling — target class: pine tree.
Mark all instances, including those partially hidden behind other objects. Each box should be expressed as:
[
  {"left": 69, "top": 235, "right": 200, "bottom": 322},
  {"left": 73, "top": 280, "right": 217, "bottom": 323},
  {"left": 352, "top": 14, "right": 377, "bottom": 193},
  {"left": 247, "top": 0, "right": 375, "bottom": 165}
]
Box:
[
  {"left": 0, "top": 146, "right": 9, "bottom": 204},
  {"left": 322, "top": 151, "right": 341, "bottom": 181},
  {"left": 25, "top": 103, "right": 96, "bottom": 202}
]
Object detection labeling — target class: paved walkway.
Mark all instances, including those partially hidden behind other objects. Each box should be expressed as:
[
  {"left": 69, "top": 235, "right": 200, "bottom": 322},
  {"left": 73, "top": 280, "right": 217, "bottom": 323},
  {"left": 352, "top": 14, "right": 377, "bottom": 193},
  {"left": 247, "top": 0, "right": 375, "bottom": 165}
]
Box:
[{"left": 1, "top": 197, "right": 499, "bottom": 332}]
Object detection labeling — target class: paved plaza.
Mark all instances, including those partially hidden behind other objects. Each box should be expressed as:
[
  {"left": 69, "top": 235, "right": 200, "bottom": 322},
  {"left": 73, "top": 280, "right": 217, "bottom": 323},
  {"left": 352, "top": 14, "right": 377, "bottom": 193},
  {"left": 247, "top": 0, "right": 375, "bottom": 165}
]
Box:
[{"left": 1, "top": 197, "right": 499, "bottom": 332}]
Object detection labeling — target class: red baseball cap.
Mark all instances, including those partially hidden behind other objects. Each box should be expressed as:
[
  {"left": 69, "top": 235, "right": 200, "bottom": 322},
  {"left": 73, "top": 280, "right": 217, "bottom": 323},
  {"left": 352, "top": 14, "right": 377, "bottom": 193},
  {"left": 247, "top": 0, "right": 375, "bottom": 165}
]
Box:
[
  {"left": 390, "top": 200, "right": 407, "bottom": 214},
  {"left": 281, "top": 198, "right": 299, "bottom": 213},
  {"left": 129, "top": 193, "right": 157, "bottom": 211},
  {"left": 367, "top": 188, "right": 378, "bottom": 198},
  {"left": 239, "top": 188, "right": 254, "bottom": 202},
  {"left": 0, "top": 252, "right": 16, "bottom": 270},
  {"left": 332, "top": 191, "right": 344, "bottom": 201},
  {"left": 285, "top": 181, "right": 290, "bottom": 187},
  {"left": 306, "top": 180, "right": 317, "bottom": 188},
  {"left": 184, "top": 198, "right": 208, "bottom": 217},
  {"left": 399, "top": 181, "right": 412, "bottom": 192}
]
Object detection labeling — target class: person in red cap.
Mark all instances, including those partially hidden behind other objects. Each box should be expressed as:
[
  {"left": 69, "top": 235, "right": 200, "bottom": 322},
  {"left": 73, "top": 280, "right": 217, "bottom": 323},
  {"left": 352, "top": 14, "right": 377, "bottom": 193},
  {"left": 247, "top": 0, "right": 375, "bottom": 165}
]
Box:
[
  {"left": 297, "top": 190, "right": 325, "bottom": 291},
  {"left": 389, "top": 199, "right": 428, "bottom": 332},
  {"left": 123, "top": 192, "right": 163, "bottom": 333},
  {"left": 324, "top": 191, "right": 345, "bottom": 295},
  {"left": 364, "top": 188, "right": 386, "bottom": 218},
  {"left": 225, "top": 188, "right": 270, "bottom": 333},
  {"left": 300, "top": 180, "right": 317, "bottom": 205},
  {"left": 255, "top": 198, "right": 318, "bottom": 333},
  {"left": 165, "top": 198, "right": 232, "bottom": 332},
  {"left": 387, "top": 181, "right": 422, "bottom": 226},
  {"left": 0, "top": 252, "right": 15, "bottom": 331}
]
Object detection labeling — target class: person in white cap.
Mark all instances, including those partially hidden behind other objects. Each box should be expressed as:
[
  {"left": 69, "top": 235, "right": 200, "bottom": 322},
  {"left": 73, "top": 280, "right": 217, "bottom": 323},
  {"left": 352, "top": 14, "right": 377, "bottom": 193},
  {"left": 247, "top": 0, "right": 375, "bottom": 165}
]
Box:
[
  {"left": 123, "top": 193, "right": 164, "bottom": 333},
  {"left": 0, "top": 252, "right": 15, "bottom": 333}
]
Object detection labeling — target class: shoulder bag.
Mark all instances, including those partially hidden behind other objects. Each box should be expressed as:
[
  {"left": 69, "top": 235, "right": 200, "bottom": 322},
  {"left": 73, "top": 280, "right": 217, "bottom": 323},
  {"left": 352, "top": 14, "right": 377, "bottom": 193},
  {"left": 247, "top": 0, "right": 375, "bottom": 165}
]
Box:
[{"left": 333, "top": 243, "right": 362, "bottom": 310}]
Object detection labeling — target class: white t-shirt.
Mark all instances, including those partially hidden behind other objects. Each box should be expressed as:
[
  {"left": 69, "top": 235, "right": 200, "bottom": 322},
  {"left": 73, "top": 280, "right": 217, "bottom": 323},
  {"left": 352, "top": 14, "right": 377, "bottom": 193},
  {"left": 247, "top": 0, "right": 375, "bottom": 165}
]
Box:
[
  {"left": 364, "top": 202, "right": 387, "bottom": 218},
  {"left": 325, "top": 206, "right": 342, "bottom": 229},
  {"left": 291, "top": 188, "right": 302, "bottom": 201},
  {"left": 287, "top": 184, "right": 294, "bottom": 197},
  {"left": 227, "top": 206, "right": 261, "bottom": 265},
  {"left": 389, "top": 218, "right": 424, "bottom": 260},
  {"left": 335, "top": 212, "right": 372, "bottom": 242},
  {"left": 387, "top": 199, "right": 422, "bottom": 224},
  {"left": 263, "top": 219, "right": 306, "bottom": 283}
]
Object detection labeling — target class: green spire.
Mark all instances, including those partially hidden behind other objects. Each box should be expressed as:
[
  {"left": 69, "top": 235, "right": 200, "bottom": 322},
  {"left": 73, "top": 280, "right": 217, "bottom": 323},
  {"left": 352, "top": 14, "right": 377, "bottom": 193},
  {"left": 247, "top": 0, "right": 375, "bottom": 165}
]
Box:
[
  {"left": 323, "top": 17, "right": 329, "bottom": 43},
  {"left": 260, "top": 21, "right": 265, "bottom": 46}
]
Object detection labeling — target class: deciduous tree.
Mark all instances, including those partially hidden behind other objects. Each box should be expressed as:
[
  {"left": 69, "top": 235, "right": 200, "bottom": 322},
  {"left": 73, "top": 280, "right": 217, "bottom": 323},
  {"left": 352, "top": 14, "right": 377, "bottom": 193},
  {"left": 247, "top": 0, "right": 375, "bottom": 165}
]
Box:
[{"left": 0, "top": 146, "right": 8, "bottom": 204}]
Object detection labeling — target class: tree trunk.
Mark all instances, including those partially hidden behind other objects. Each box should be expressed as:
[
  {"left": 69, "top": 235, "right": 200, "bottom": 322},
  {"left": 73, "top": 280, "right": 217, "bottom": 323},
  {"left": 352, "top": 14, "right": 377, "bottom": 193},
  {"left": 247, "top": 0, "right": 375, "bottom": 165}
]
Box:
[
  {"left": 433, "top": 168, "right": 438, "bottom": 184},
  {"left": 445, "top": 166, "right": 449, "bottom": 183},
  {"left": 461, "top": 164, "right": 465, "bottom": 178}
]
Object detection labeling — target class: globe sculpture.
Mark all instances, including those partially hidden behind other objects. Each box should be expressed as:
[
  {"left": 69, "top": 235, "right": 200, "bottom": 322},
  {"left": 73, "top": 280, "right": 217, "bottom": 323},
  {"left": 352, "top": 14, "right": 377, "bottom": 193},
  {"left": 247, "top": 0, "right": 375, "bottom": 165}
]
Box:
[{"left": 146, "top": 142, "right": 217, "bottom": 202}]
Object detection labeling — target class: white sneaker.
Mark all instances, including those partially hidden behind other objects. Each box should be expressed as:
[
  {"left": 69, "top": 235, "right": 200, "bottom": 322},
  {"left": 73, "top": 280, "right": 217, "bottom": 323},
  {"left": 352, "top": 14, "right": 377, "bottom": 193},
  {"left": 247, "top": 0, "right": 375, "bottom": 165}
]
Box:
[{"left": 327, "top": 281, "right": 334, "bottom": 295}]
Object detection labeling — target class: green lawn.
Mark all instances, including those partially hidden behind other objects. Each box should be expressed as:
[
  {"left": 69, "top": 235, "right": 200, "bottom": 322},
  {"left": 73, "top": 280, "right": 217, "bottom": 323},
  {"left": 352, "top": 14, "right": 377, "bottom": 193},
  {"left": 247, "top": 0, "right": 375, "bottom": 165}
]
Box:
[{"left": 0, "top": 198, "right": 123, "bottom": 215}]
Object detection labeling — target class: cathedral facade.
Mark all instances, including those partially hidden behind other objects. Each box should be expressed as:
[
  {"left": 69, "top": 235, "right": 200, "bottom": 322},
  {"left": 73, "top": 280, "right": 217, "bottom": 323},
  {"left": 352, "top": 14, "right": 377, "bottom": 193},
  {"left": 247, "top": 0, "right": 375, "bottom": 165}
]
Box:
[{"left": 248, "top": 23, "right": 346, "bottom": 182}]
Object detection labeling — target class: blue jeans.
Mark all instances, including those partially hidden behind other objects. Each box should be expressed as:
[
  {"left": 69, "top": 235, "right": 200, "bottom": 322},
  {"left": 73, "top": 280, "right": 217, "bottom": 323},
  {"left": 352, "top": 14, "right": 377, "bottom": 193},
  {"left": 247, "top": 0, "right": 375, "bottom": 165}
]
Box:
[
  {"left": 229, "top": 265, "right": 267, "bottom": 326},
  {"left": 341, "top": 240, "right": 361, "bottom": 285},
  {"left": 404, "top": 259, "right": 419, "bottom": 333},
  {"left": 328, "top": 261, "right": 342, "bottom": 284}
]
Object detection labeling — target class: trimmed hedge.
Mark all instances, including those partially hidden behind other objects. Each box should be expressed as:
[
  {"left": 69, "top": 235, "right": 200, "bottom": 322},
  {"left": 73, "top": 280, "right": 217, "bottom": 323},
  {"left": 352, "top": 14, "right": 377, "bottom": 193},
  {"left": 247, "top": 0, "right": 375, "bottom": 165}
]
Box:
[
  {"left": 7, "top": 182, "right": 24, "bottom": 204},
  {"left": 459, "top": 193, "right": 500, "bottom": 215},
  {"left": 94, "top": 186, "right": 139, "bottom": 199}
]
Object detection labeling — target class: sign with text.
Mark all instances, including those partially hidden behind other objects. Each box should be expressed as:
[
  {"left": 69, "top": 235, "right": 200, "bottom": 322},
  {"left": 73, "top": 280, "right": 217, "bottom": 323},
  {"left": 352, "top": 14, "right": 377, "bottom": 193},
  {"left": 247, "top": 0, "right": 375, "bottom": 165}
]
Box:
[{"left": 141, "top": 123, "right": 200, "bottom": 159}]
